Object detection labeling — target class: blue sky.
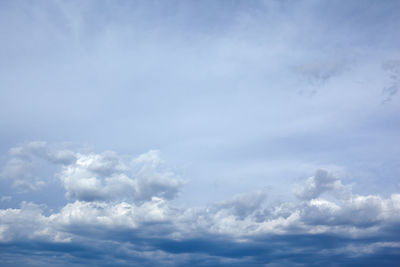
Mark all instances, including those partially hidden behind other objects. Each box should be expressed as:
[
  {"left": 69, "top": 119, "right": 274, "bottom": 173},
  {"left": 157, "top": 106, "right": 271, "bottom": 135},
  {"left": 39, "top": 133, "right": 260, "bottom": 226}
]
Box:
[{"left": 1, "top": 1, "right": 400, "bottom": 266}]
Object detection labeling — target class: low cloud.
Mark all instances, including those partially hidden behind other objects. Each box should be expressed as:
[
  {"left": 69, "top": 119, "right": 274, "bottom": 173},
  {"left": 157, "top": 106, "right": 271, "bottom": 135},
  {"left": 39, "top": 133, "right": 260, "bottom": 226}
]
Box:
[
  {"left": 294, "top": 169, "right": 351, "bottom": 200},
  {"left": 59, "top": 150, "right": 184, "bottom": 202},
  {"left": 0, "top": 141, "right": 76, "bottom": 191},
  {"left": 1, "top": 181, "right": 399, "bottom": 265},
  {"left": 1, "top": 144, "right": 399, "bottom": 266},
  {"left": 0, "top": 142, "right": 184, "bottom": 202}
]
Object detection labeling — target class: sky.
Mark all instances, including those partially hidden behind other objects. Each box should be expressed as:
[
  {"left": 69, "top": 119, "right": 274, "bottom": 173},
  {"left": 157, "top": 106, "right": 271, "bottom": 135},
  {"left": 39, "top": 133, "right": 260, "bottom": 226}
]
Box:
[{"left": 0, "top": 0, "right": 400, "bottom": 266}]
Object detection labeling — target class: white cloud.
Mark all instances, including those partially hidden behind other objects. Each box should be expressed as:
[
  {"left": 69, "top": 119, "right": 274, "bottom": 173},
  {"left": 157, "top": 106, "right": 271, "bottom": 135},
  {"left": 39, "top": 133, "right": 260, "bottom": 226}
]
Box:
[
  {"left": 0, "top": 157, "right": 44, "bottom": 191},
  {"left": 1, "top": 144, "right": 398, "bottom": 243},
  {"left": 0, "top": 142, "right": 76, "bottom": 191},
  {"left": 1, "top": 0, "right": 400, "bottom": 264},
  {"left": 51, "top": 197, "right": 170, "bottom": 229},
  {"left": 294, "top": 169, "right": 351, "bottom": 200},
  {"left": 0, "top": 202, "right": 69, "bottom": 243},
  {"left": 0, "top": 165, "right": 400, "bottom": 265},
  {"left": 2, "top": 189, "right": 399, "bottom": 245},
  {"left": 0, "top": 142, "right": 184, "bottom": 203},
  {"left": 59, "top": 150, "right": 184, "bottom": 202}
]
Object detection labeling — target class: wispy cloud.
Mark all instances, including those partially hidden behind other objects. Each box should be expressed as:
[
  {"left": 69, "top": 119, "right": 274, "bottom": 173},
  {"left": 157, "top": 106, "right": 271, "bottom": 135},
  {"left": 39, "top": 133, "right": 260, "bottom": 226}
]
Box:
[{"left": 1, "top": 0, "right": 400, "bottom": 265}]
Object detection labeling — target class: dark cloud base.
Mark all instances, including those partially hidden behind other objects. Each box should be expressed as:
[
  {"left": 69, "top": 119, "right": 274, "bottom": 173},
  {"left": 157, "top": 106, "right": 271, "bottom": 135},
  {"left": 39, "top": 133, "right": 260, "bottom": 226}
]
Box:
[{"left": 1, "top": 233, "right": 400, "bottom": 266}]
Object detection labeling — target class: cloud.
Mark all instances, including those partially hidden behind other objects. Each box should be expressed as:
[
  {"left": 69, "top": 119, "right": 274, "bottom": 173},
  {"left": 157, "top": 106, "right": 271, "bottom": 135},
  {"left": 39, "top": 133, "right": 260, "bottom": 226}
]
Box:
[
  {"left": 0, "top": 141, "right": 76, "bottom": 191},
  {"left": 1, "top": 161, "right": 400, "bottom": 265},
  {"left": 293, "top": 58, "right": 348, "bottom": 86},
  {"left": 294, "top": 169, "right": 351, "bottom": 200},
  {"left": 1, "top": 0, "right": 400, "bottom": 264},
  {"left": 52, "top": 197, "right": 170, "bottom": 229},
  {"left": 59, "top": 150, "right": 184, "bottom": 202},
  {"left": 0, "top": 142, "right": 184, "bottom": 202},
  {"left": 0, "top": 196, "right": 11, "bottom": 202},
  {"left": 215, "top": 191, "right": 268, "bottom": 220},
  {"left": 0, "top": 157, "right": 44, "bottom": 191},
  {"left": 382, "top": 59, "right": 400, "bottom": 103},
  {"left": 0, "top": 201, "right": 69, "bottom": 243}
]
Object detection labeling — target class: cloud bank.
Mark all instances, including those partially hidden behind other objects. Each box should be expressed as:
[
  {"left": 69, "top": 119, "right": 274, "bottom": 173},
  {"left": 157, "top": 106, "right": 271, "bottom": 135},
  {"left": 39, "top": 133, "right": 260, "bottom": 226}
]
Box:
[{"left": 1, "top": 142, "right": 399, "bottom": 266}]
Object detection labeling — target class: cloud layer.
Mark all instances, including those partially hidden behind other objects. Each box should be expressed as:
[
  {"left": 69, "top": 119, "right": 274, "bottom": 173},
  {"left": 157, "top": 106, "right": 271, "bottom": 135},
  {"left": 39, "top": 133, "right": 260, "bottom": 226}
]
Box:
[
  {"left": 1, "top": 143, "right": 400, "bottom": 266},
  {"left": 1, "top": 1, "right": 400, "bottom": 266}
]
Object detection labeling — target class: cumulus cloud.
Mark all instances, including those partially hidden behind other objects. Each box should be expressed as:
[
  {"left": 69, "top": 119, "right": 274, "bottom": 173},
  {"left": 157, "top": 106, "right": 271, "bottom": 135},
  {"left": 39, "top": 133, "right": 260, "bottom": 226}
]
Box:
[
  {"left": 0, "top": 141, "right": 76, "bottom": 191},
  {"left": 1, "top": 161, "right": 400, "bottom": 265},
  {"left": 1, "top": 156, "right": 44, "bottom": 191},
  {"left": 0, "top": 201, "right": 69, "bottom": 243},
  {"left": 0, "top": 142, "right": 184, "bottom": 203},
  {"left": 215, "top": 191, "right": 268, "bottom": 220},
  {"left": 294, "top": 169, "right": 351, "bottom": 200},
  {"left": 1, "top": 0, "right": 400, "bottom": 265},
  {"left": 1, "top": 142, "right": 399, "bottom": 265},
  {"left": 52, "top": 197, "right": 171, "bottom": 231},
  {"left": 7, "top": 141, "right": 76, "bottom": 165},
  {"left": 59, "top": 150, "right": 184, "bottom": 202}
]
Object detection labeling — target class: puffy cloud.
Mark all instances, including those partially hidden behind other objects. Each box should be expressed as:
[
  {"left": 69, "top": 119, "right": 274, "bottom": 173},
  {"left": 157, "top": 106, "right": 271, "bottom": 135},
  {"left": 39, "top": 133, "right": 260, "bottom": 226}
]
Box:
[
  {"left": 8, "top": 141, "right": 76, "bottom": 165},
  {"left": 215, "top": 191, "right": 267, "bottom": 220},
  {"left": 0, "top": 141, "right": 76, "bottom": 191},
  {"left": 299, "top": 195, "right": 386, "bottom": 228},
  {"left": 0, "top": 201, "right": 69, "bottom": 243},
  {"left": 1, "top": 157, "right": 44, "bottom": 191},
  {"left": 0, "top": 167, "right": 400, "bottom": 266},
  {"left": 1, "top": 143, "right": 399, "bottom": 265},
  {"left": 59, "top": 150, "right": 184, "bottom": 202},
  {"left": 52, "top": 197, "right": 170, "bottom": 229},
  {"left": 0, "top": 143, "right": 184, "bottom": 202},
  {"left": 294, "top": 169, "right": 351, "bottom": 200}
]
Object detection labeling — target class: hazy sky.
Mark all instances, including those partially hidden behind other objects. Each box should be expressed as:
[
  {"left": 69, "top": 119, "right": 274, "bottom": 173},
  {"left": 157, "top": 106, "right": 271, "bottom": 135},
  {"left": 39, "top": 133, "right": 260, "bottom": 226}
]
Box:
[{"left": 1, "top": 1, "right": 400, "bottom": 266}]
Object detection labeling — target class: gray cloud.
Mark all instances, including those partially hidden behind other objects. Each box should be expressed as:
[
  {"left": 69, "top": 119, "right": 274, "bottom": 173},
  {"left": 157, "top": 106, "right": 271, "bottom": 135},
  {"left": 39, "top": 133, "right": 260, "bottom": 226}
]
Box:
[
  {"left": 293, "top": 58, "right": 348, "bottom": 85},
  {"left": 1, "top": 0, "right": 400, "bottom": 265},
  {"left": 382, "top": 60, "right": 400, "bottom": 103},
  {"left": 1, "top": 156, "right": 44, "bottom": 192},
  {"left": 0, "top": 142, "right": 75, "bottom": 191},
  {"left": 294, "top": 169, "right": 351, "bottom": 200},
  {"left": 59, "top": 149, "right": 184, "bottom": 202},
  {"left": 1, "top": 167, "right": 399, "bottom": 266},
  {"left": 0, "top": 142, "right": 184, "bottom": 203},
  {"left": 215, "top": 191, "right": 268, "bottom": 220}
]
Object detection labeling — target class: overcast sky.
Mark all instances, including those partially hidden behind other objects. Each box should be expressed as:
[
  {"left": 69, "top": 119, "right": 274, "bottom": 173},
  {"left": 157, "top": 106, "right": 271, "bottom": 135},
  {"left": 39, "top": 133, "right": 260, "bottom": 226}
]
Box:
[{"left": 1, "top": 1, "right": 400, "bottom": 266}]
